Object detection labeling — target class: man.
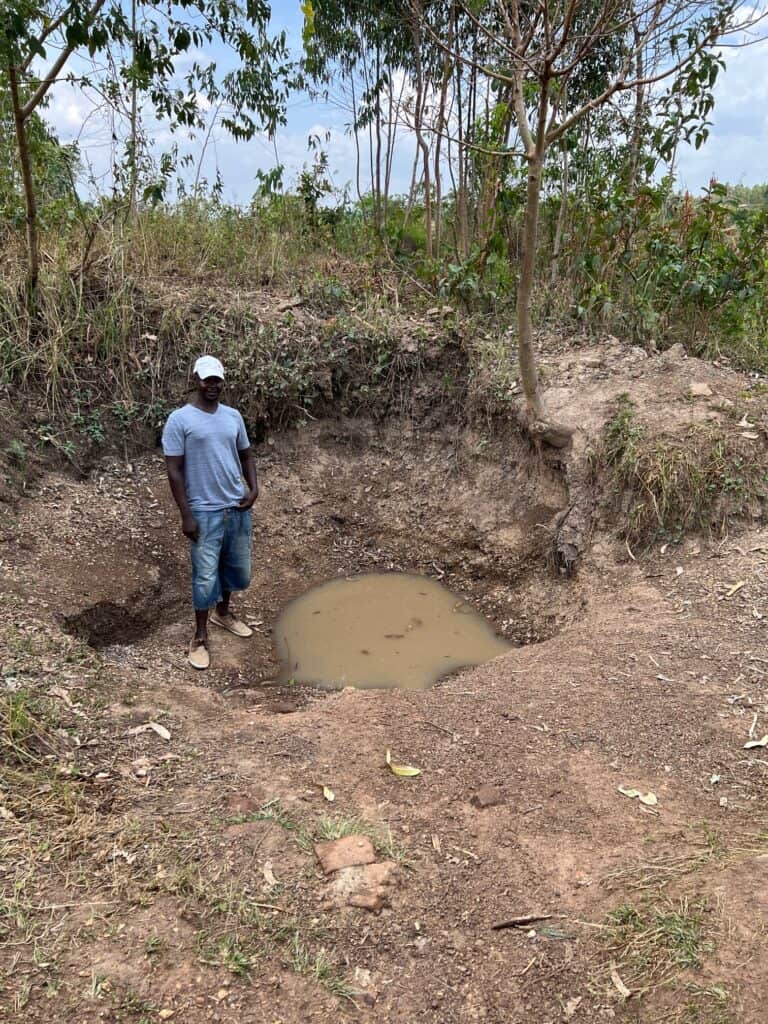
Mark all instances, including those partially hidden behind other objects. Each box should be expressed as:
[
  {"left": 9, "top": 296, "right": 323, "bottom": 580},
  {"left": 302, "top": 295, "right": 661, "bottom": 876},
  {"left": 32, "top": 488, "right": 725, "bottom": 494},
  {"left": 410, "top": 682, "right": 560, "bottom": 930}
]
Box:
[{"left": 162, "top": 355, "right": 259, "bottom": 669}]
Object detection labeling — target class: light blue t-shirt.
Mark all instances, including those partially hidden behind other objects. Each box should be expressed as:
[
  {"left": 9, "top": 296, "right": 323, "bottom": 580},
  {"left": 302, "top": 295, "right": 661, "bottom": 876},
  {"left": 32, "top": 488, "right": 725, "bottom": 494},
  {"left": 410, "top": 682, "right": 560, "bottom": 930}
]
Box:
[{"left": 161, "top": 403, "right": 250, "bottom": 512}]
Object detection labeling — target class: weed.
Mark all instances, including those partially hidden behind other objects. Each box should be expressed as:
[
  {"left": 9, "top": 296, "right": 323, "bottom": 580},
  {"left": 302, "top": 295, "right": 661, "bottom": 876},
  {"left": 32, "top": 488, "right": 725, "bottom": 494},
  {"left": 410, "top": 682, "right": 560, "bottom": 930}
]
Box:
[
  {"left": 118, "top": 989, "right": 153, "bottom": 1014},
  {"left": 306, "top": 814, "right": 411, "bottom": 865},
  {"left": 5, "top": 439, "right": 26, "bottom": 466},
  {"left": 0, "top": 692, "right": 58, "bottom": 765},
  {"left": 606, "top": 897, "right": 712, "bottom": 993},
  {"left": 600, "top": 395, "right": 768, "bottom": 543},
  {"left": 237, "top": 798, "right": 297, "bottom": 832},
  {"left": 198, "top": 934, "right": 258, "bottom": 976},
  {"left": 143, "top": 934, "right": 166, "bottom": 959},
  {"left": 87, "top": 971, "right": 111, "bottom": 998},
  {"left": 287, "top": 932, "right": 357, "bottom": 1003}
]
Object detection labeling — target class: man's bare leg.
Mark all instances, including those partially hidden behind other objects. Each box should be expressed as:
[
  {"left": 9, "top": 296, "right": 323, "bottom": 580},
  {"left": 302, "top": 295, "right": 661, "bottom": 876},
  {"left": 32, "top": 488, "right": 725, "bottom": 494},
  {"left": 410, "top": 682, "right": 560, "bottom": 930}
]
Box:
[{"left": 194, "top": 608, "right": 208, "bottom": 643}]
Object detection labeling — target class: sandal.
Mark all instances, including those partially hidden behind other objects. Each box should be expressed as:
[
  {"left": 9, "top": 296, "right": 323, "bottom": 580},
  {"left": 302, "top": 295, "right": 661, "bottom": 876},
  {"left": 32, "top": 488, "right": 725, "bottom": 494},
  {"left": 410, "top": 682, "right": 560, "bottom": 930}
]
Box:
[
  {"left": 188, "top": 638, "right": 210, "bottom": 670},
  {"left": 210, "top": 611, "right": 253, "bottom": 638}
]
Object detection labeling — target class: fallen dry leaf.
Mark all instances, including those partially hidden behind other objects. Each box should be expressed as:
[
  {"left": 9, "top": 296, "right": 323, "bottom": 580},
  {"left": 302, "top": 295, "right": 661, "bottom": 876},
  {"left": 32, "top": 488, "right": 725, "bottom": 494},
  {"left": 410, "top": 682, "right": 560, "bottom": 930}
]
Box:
[
  {"left": 385, "top": 749, "right": 421, "bottom": 777},
  {"left": 322, "top": 784, "right": 335, "bottom": 802},
  {"left": 618, "top": 785, "right": 640, "bottom": 799},
  {"left": 610, "top": 963, "right": 632, "bottom": 999},
  {"left": 619, "top": 785, "right": 658, "bottom": 806},
  {"left": 126, "top": 721, "right": 171, "bottom": 741},
  {"left": 564, "top": 995, "right": 583, "bottom": 1019}
]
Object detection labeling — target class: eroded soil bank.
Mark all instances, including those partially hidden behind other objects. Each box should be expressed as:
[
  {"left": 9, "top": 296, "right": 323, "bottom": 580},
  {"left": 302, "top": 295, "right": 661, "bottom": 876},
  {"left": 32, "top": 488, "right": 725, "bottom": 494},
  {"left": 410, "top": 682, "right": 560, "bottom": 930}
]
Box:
[{"left": 2, "top": 340, "right": 768, "bottom": 1024}]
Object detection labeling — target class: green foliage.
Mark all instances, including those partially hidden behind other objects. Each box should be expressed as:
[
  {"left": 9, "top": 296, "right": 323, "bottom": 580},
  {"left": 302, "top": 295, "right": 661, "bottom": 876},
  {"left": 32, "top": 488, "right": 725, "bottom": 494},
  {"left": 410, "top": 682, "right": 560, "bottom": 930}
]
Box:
[
  {"left": 567, "top": 176, "right": 768, "bottom": 367},
  {"left": 0, "top": 95, "right": 78, "bottom": 230},
  {"left": 0, "top": 692, "right": 56, "bottom": 766},
  {"left": 607, "top": 898, "right": 712, "bottom": 980}
]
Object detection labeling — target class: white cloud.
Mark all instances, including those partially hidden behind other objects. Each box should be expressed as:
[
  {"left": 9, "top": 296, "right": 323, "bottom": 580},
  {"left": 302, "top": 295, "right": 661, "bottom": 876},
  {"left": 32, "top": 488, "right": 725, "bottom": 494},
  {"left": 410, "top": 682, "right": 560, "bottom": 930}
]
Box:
[{"left": 675, "top": 31, "right": 768, "bottom": 190}]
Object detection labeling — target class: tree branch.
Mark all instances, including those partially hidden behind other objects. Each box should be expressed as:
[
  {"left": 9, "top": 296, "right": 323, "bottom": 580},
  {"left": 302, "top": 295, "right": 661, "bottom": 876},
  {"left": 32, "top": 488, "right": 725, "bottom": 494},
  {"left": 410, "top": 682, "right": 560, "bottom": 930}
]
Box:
[{"left": 20, "top": 0, "right": 109, "bottom": 121}]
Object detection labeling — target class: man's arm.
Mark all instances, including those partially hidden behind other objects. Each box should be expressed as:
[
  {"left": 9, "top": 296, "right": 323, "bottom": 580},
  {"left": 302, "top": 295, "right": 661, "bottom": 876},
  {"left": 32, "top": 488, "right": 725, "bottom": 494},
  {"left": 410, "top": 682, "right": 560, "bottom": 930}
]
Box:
[
  {"left": 237, "top": 447, "right": 259, "bottom": 509},
  {"left": 165, "top": 455, "right": 199, "bottom": 541}
]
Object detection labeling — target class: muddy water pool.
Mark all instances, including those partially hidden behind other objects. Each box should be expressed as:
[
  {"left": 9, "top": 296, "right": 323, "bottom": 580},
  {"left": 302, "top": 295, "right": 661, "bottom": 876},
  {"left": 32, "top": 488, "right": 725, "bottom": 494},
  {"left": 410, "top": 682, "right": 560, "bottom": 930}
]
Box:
[{"left": 273, "top": 572, "right": 511, "bottom": 691}]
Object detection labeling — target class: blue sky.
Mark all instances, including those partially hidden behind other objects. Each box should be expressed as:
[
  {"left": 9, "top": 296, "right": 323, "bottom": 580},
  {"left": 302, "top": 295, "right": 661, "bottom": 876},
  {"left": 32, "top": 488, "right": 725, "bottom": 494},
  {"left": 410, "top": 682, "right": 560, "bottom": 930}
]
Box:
[{"left": 41, "top": 2, "right": 768, "bottom": 203}]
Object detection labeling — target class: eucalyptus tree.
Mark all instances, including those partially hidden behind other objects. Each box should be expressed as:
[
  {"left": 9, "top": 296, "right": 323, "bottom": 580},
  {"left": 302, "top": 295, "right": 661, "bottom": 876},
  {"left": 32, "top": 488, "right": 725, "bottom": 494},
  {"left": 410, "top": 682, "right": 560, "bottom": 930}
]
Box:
[
  {"left": 0, "top": 0, "right": 293, "bottom": 291},
  {"left": 417, "top": 0, "right": 763, "bottom": 437},
  {"left": 303, "top": 0, "right": 415, "bottom": 236}
]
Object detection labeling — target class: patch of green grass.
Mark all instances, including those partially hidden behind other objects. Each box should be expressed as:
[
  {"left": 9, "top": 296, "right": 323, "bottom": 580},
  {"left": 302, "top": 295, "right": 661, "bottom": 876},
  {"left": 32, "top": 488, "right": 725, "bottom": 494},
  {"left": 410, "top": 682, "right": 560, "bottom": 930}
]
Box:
[
  {"left": 6, "top": 439, "right": 26, "bottom": 467},
  {"left": 287, "top": 932, "right": 357, "bottom": 1003},
  {"left": 143, "top": 935, "right": 166, "bottom": 959},
  {"left": 198, "top": 934, "right": 259, "bottom": 976},
  {"left": 606, "top": 897, "right": 713, "bottom": 994},
  {"left": 306, "top": 814, "right": 411, "bottom": 865},
  {"left": 225, "top": 797, "right": 299, "bottom": 831},
  {"left": 0, "top": 692, "right": 57, "bottom": 765}
]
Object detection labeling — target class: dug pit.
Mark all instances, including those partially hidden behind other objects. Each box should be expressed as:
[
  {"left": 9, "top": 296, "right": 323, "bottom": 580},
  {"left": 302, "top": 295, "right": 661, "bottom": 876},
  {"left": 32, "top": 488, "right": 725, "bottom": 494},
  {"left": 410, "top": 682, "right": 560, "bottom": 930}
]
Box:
[
  {"left": 56, "top": 420, "right": 586, "bottom": 688},
  {"left": 274, "top": 572, "right": 512, "bottom": 690}
]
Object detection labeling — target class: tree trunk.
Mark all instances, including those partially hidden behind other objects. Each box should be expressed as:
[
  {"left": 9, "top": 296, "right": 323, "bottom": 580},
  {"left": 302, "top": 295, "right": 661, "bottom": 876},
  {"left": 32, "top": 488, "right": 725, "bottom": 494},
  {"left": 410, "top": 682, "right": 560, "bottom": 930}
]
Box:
[
  {"left": 627, "top": 21, "right": 646, "bottom": 194},
  {"left": 128, "top": 0, "right": 138, "bottom": 219},
  {"left": 410, "top": 7, "right": 432, "bottom": 259},
  {"left": 454, "top": 26, "right": 469, "bottom": 258},
  {"left": 432, "top": 8, "right": 454, "bottom": 257},
  {"left": 374, "top": 43, "right": 383, "bottom": 236},
  {"left": 517, "top": 151, "right": 545, "bottom": 420},
  {"left": 8, "top": 64, "right": 40, "bottom": 292},
  {"left": 550, "top": 134, "right": 569, "bottom": 285}
]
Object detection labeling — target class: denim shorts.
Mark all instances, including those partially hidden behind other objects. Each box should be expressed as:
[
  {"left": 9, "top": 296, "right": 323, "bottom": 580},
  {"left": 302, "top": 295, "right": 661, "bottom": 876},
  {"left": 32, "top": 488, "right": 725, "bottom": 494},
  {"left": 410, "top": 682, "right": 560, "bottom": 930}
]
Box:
[{"left": 189, "top": 507, "right": 252, "bottom": 611}]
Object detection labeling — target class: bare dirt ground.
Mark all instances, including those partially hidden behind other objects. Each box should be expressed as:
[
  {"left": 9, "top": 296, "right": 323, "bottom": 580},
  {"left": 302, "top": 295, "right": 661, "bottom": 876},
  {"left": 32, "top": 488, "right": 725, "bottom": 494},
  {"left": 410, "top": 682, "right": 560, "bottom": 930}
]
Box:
[{"left": 2, "top": 336, "right": 768, "bottom": 1024}]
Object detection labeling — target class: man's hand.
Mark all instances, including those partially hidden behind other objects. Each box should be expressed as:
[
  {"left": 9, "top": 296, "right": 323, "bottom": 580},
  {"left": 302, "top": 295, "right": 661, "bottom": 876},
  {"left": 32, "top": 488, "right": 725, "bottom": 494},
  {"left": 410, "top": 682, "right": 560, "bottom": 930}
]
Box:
[
  {"left": 238, "top": 487, "right": 258, "bottom": 510},
  {"left": 181, "top": 514, "right": 200, "bottom": 542}
]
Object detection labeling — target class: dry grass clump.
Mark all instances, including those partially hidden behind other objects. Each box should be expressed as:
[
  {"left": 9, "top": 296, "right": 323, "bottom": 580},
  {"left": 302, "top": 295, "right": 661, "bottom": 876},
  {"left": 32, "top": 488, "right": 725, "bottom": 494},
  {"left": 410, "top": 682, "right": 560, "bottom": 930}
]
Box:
[{"left": 600, "top": 394, "right": 767, "bottom": 544}]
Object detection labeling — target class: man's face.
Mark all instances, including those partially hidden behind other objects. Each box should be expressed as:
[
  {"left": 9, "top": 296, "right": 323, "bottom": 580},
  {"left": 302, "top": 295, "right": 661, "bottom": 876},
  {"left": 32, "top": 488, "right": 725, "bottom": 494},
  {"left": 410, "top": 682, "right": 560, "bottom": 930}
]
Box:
[{"left": 196, "top": 374, "right": 224, "bottom": 402}]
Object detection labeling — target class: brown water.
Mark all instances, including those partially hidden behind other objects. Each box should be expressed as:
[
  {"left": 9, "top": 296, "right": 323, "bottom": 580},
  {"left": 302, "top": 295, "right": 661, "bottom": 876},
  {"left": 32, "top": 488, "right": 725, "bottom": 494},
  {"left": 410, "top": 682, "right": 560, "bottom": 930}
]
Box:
[{"left": 273, "top": 572, "right": 511, "bottom": 691}]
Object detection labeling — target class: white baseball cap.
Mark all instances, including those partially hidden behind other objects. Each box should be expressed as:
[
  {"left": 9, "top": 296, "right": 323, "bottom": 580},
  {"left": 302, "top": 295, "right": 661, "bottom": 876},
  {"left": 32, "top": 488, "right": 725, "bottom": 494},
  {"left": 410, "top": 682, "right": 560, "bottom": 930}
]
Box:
[{"left": 194, "top": 355, "right": 225, "bottom": 380}]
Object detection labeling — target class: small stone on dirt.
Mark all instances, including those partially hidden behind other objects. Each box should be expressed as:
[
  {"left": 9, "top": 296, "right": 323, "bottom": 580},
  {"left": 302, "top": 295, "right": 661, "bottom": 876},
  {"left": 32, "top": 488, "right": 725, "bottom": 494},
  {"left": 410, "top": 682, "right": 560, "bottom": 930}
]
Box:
[
  {"left": 471, "top": 785, "right": 506, "bottom": 808},
  {"left": 353, "top": 966, "right": 378, "bottom": 1005},
  {"left": 690, "top": 381, "right": 713, "bottom": 398},
  {"left": 330, "top": 860, "right": 401, "bottom": 909},
  {"left": 348, "top": 890, "right": 387, "bottom": 912},
  {"left": 271, "top": 700, "right": 298, "bottom": 714},
  {"left": 314, "top": 834, "right": 376, "bottom": 874}
]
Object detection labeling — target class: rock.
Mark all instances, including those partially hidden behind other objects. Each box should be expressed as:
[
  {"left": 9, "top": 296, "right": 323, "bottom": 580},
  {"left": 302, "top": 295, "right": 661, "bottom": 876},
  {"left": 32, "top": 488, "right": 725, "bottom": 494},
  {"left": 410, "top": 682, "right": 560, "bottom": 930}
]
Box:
[
  {"left": 314, "top": 834, "right": 376, "bottom": 874},
  {"left": 271, "top": 700, "right": 297, "bottom": 714},
  {"left": 661, "top": 342, "right": 686, "bottom": 366},
  {"left": 690, "top": 381, "right": 713, "bottom": 398},
  {"left": 471, "top": 785, "right": 506, "bottom": 808},
  {"left": 330, "top": 859, "right": 401, "bottom": 909},
  {"left": 348, "top": 891, "right": 387, "bottom": 912},
  {"left": 353, "top": 967, "right": 378, "bottom": 1005}
]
